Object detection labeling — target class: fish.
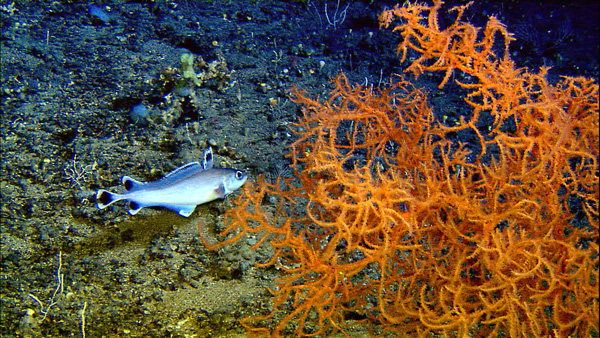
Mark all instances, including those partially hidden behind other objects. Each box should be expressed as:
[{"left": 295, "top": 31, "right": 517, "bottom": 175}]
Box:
[{"left": 96, "top": 147, "right": 247, "bottom": 217}]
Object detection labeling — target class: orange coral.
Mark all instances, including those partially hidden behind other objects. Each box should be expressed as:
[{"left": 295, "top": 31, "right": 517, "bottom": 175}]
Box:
[{"left": 202, "top": 1, "right": 598, "bottom": 337}]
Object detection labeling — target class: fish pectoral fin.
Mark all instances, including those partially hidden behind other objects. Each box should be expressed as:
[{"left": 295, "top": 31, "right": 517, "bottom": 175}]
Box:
[
  {"left": 168, "top": 205, "right": 196, "bottom": 217},
  {"left": 214, "top": 184, "right": 227, "bottom": 199}
]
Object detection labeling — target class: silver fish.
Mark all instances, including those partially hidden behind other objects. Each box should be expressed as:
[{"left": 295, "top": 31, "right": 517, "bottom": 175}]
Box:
[{"left": 96, "top": 148, "right": 247, "bottom": 217}]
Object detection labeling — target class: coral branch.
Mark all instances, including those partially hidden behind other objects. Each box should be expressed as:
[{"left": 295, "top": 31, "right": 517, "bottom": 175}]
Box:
[{"left": 203, "top": 1, "right": 598, "bottom": 336}]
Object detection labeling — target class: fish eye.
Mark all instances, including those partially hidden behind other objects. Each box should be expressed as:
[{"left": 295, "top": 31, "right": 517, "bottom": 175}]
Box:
[{"left": 235, "top": 171, "right": 244, "bottom": 179}]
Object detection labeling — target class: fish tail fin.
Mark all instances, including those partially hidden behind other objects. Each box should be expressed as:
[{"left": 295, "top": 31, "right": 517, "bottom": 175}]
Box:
[{"left": 96, "top": 190, "right": 123, "bottom": 209}]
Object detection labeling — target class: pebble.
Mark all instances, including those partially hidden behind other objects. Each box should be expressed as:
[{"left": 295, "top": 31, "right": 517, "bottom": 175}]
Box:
[{"left": 207, "top": 138, "right": 218, "bottom": 147}]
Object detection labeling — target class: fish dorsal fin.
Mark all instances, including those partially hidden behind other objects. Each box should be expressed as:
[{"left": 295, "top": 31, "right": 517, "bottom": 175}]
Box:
[
  {"left": 129, "top": 162, "right": 204, "bottom": 191},
  {"left": 122, "top": 163, "right": 203, "bottom": 193},
  {"left": 163, "top": 162, "right": 203, "bottom": 179},
  {"left": 202, "top": 147, "right": 213, "bottom": 170},
  {"left": 122, "top": 176, "right": 144, "bottom": 192}
]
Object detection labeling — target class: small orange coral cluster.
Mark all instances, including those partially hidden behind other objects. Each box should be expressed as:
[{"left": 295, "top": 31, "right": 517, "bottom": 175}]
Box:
[{"left": 203, "top": 1, "right": 599, "bottom": 337}]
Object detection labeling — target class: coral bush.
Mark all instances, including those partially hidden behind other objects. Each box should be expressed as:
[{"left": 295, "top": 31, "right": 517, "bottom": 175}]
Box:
[{"left": 203, "top": 1, "right": 598, "bottom": 337}]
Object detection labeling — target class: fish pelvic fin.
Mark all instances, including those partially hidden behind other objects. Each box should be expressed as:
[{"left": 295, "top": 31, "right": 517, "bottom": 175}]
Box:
[
  {"left": 96, "top": 190, "right": 123, "bottom": 209},
  {"left": 171, "top": 205, "right": 196, "bottom": 217}
]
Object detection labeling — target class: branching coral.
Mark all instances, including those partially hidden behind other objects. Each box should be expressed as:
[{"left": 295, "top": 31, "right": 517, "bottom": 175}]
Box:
[{"left": 202, "top": 1, "right": 598, "bottom": 337}]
